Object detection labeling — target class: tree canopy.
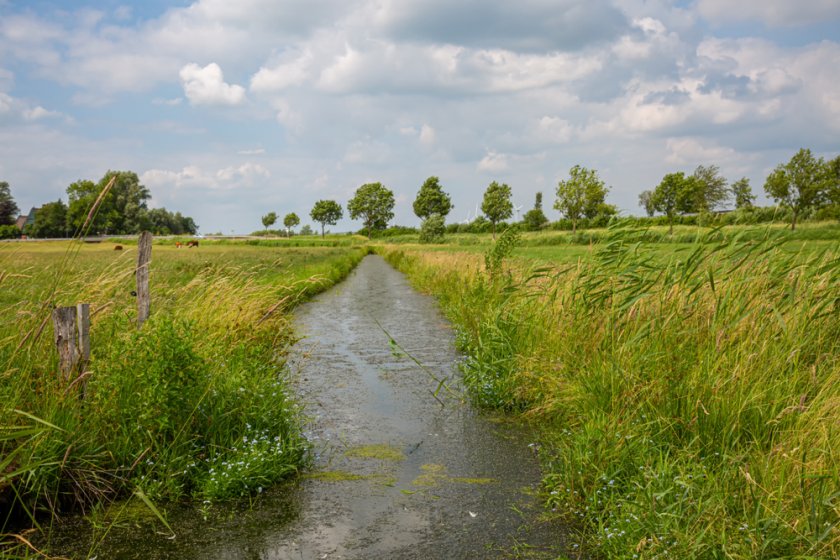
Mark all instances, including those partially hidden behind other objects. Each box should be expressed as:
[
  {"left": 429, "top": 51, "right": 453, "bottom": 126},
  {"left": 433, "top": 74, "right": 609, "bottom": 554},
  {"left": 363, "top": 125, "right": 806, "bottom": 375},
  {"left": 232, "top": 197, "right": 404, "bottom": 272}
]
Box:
[
  {"left": 283, "top": 212, "right": 300, "bottom": 236},
  {"left": 481, "top": 181, "right": 513, "bottom": 239},
  {"left": 261, "top": 212, "right": 277, "bottom": 229},
  {"left": 638, "top": 190, "right": 655, "bottom": 217},
  {"left": 348, "top": 183, "right": 395, "bottom": 238},
  {"left": 764, "top": 148, "right": 831, "bottom": 230},
  {"left": 27, "top": 199, "right": 67, "bottom": 238},
  {"left": 67, "top": 171, "right": 150, "bottom": 234},
  {"left": 0, "top": 181, "right": 19, "bottom": 226},
  {"left": 523, "top": 191, "right": 548, "bottom": 231},
  {"left": 413, "top": 176, "right": 453, "bottom": 219},
  {"left": 651, "top": 172, "right": 687, "bottom": 234},
  {"left": 731, "top": 177, "right": 755, "bottom": 209},
  {"left": 310, "top": 199, "right": 343, "bottom": 237},
  {"left": 554, "top": 165, "right": 608, "bottom": 233}
]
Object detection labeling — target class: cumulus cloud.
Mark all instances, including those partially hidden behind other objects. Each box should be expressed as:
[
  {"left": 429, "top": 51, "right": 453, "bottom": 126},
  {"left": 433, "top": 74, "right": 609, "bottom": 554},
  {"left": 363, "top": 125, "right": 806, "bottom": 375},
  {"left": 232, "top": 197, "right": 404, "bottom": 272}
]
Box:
[
  {"left": 477, "top": 151, "right": 509, "bottom": 173},
  {"left": 180, "top": 63, "right": 246, "bottom": 106},
  {"left": 696, "top": 0, "right": 840, "bottom": 26},
  {"left": 419, "top": 124, "right": 436, "bottom": 145},
  {"left": 141, "top": 162, "right": 269, "bottom": 191},
  {"left": 373, "top": 0, "right": 627, "bottom": 52},
  {"left": 250, "top": 49, "right": 313, "bottom": 92}
]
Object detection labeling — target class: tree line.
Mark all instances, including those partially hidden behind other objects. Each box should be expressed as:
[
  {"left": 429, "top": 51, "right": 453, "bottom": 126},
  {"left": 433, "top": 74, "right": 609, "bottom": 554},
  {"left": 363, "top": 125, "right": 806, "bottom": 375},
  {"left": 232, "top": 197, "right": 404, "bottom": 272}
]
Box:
[{"left": 0, "top": 171, "right": 198, "bottom": 239}]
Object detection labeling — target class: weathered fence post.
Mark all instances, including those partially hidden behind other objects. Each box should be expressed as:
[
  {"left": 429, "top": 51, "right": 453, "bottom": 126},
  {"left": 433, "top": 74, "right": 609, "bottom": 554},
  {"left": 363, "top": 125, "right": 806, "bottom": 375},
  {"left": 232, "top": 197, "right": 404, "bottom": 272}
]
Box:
[
  {"left": 53, "top": 307, "right": 77, "bottom": 380},
  {"left": 137, "top": 231, "right": 152, "bottom": 328},
  {"left": 77, "top": 302, "right": 91, "bottom": 365}
]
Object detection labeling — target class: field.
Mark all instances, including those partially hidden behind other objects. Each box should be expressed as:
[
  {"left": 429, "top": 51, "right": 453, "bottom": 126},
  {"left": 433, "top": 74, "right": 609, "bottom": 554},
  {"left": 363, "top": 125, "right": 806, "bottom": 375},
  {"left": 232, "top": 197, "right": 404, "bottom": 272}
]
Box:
[
  {"left": 0, "top": 238, "right": 368, "bottom": 552},
  {"left": 380, "top": 222, "right": 840, "bottom": 559},
  {"left": 2, "top": 223, "right": 838, "bottom": 559}
]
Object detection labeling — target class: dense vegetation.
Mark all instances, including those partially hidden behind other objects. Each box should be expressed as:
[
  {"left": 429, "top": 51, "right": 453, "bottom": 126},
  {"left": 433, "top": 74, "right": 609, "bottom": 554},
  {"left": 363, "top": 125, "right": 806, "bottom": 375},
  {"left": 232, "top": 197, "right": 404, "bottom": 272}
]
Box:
[
  {"left": 382, "top": 223, "right": 839, "bottom": 559},
  {"left": 0, "top": 240, "right": 367, "bottom": 555}
]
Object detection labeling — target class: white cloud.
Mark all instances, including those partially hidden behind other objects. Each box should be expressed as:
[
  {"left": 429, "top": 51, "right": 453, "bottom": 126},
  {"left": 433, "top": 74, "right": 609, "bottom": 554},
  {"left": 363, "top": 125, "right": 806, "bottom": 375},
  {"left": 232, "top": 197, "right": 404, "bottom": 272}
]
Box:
[
  {"left": 696, "top": 0, "right": 840, "bottom": 26},
  {"left": 477, "top": 151, "right": 509, "bottom": 172},
  {"left": 537, "top": 116, "right": 574, "bottom": 143},
  {"left": 237, "top": 148, "right": 266, "bottom": 155},
  {"left": 664, "top": 137, "right": 737, "bottom": 165},
  {"left": 23, "top": 106, "right": 61, "bottom": 120},
  {"left": 141, "top": 162, "right": 269, "bottom": 192},
  {"left": 419, "top": 124, "right": 436, "bottom": 145},
  {"left": 180, "top": 62, "right": 246, "bottom": 106},
  {"left": 250, "top": 50, "right": 312, "bottom": 92}
]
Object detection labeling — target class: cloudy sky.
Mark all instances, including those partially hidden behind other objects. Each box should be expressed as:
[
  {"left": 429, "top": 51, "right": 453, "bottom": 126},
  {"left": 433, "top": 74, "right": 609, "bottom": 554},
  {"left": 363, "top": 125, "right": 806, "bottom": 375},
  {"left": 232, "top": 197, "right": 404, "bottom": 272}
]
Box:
[{"left": 1, "top": 0, "right": 839, "bottom": 233}]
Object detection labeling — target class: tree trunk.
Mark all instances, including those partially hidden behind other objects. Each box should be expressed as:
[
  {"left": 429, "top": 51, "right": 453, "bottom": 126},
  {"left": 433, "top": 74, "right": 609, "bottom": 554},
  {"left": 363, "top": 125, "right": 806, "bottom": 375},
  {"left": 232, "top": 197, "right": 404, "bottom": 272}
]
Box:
[
  {"left": 791, "top": 209, "right": 797, "bottom": 231},
  {"left": 668, "top": 214, "right": 674, "bottom": 235},
  {"left": 321, "top": 223, "right": 325, "bottom": 238},
  {"left": 572, "top": 218, "right": 577, "bottom": 233},
  {"left": 492, "top": 221, "right": 496, "bottom": 240}
]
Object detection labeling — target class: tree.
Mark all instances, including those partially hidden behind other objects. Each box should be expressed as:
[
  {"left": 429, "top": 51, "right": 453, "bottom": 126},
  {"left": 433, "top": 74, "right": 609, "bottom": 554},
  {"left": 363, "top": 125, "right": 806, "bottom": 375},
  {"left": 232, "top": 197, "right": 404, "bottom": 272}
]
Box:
[
  {"left": 689, "top": 165, "right": 730, "bottom": 213},
  {"left": 731, "top": 177, "right": 755, "bottom": 209},
  {"left": 348, "top": 183, "right": 395, "bottom": 239},
  {"left": 300, "top": 224, "right": 314, "bottom": 236},
  {"left": 261, "top": 211, "right": 277, "bottom": 229},
  {"left": 638, "top": 190, "right": 656, "bottom": 217},
  {"left": 310, "top": 200, "right": 343, "bottom": 238},
  {"left": 764, "top": 148, "right": 831, "bottom": 230},
  {"left": 523, "top": 191, "right": 548, "bottom": 231},
  {"left": 827, "top": 156, "right": 840, "bottom": 210},
  {"left": 0, "top": 181, "right": 19, "bottom": 226},
  {"left": 413, "top": 176, "right": 453, "bottom": 219},
  {"left": 481, "top": 181, "right": 513, "bottom": 239},
  {"left": 283, "top": 212, "right": 300, "bottom": 237},
  {"left": 27, "top": 199, "right": 68, "bottom": 238},
  {"left": 67, "top": 171, "right": 150, "bottom": 234},
  {"left": 651, "top": 172, "right": 688, "bottom": 234},
  {"left": 554, "top": 165, "right": 608, "bottom": 233}
]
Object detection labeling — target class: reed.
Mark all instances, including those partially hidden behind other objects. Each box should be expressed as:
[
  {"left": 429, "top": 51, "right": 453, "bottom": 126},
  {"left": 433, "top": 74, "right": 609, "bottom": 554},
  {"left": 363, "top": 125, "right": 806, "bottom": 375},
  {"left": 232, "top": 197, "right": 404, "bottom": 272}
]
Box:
[{"left": 382, "top": 223, "right": 839, "bottom": 559}]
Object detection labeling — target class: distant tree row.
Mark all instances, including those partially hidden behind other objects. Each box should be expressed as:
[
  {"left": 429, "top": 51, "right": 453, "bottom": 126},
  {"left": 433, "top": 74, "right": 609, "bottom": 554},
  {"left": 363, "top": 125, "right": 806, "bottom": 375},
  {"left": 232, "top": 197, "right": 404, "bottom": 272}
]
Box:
[
  {"left": 640, "top": 149, "right": 840, "bottom": 232},
  {"left": 0, "top": 171, "right": 198, "bottom": 239}
]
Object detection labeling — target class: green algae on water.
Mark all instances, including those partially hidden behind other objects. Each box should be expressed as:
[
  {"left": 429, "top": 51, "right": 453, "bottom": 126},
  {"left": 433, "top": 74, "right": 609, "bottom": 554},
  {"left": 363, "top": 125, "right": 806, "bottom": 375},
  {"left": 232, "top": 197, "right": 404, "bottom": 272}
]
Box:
[{"left": 345, "top": 444, "right": 405, "bottom": 462}]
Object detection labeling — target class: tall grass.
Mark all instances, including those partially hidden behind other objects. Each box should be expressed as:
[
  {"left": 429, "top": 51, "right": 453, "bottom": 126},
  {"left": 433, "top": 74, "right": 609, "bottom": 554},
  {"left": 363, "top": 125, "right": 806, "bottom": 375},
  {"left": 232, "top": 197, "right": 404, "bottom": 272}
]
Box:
[
  {"left": 382, "top": 224, "right": 839, "bottom": 559},
  {"left": 0, "top": 241, "right": 368, "bottom": 553}
]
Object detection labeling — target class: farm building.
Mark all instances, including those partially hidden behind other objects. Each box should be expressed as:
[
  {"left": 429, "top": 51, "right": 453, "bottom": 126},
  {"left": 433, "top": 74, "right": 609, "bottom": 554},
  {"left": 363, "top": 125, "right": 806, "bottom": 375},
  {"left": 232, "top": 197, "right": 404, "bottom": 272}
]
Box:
[{"left": 15, "top": 207, "right": 39, "bottom": 230}]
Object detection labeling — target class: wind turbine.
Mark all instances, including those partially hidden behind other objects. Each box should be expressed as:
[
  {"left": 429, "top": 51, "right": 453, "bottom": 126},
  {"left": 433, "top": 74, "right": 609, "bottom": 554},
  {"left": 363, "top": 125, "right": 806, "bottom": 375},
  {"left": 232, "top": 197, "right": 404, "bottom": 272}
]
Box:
[{"left": 514, "top": 204, "right": 523, "bottom": 220}]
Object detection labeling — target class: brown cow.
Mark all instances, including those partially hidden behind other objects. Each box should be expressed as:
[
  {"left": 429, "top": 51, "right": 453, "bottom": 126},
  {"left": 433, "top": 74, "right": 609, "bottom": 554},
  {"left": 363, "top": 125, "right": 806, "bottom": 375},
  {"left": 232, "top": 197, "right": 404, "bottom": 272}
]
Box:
[{"left": 187, "top": 240, "right": 199, "bottom": 248}]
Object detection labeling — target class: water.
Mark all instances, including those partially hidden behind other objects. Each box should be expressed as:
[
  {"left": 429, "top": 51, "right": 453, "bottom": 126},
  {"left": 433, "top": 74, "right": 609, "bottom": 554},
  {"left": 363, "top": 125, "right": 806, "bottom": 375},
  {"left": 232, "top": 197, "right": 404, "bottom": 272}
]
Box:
[{"left": 42, "top": 255, "right": 570, "bottom": 559}]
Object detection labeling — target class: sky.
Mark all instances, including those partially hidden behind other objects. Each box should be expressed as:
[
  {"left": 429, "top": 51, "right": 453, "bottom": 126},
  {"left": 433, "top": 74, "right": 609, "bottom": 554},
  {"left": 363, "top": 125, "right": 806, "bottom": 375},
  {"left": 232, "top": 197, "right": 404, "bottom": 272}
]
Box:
[{"left": 1, "top": 0, "right": 839, "bottom": 234}]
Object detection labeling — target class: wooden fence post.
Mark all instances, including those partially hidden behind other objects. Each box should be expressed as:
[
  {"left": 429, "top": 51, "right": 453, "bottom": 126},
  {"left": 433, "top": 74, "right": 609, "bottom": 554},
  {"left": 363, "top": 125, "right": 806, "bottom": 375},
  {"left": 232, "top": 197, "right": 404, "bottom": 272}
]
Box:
[
  {"left": 52, "top": 304, "right": 92, "bottom": 385},
  {"left": 137, "top": 231, "right": 152, "bottom": 328},
  {"left": 53, "top": 306, "right": 77, "bottom": 380}
]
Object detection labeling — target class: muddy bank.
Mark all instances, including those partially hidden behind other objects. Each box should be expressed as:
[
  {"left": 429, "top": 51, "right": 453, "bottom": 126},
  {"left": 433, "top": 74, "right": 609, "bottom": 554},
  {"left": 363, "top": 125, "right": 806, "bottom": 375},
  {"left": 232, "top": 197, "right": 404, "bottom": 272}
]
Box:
[{"left": 41, "top": 255, "right": 570, "bottom": 559}]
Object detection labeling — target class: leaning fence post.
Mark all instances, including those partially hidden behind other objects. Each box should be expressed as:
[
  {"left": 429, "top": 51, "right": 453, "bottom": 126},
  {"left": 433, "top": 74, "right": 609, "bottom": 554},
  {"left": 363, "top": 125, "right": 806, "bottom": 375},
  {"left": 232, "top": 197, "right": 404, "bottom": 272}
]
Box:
[
  {"left": 137, "top": 231, "right": 152, "bottom": 328},
  {"left": 76, "top": 303, "right": 91, "bottom": 390},
  {"left": 53, "top": 306, "right": 78, "bottom": 380}
]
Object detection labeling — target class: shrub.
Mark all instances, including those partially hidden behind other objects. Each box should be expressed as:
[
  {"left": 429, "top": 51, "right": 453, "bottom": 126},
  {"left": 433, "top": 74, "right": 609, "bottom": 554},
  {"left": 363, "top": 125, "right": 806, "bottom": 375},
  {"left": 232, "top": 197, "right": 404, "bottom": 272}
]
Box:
[{"left": 419, "top": 214, "right": 445, "bottom": 243}]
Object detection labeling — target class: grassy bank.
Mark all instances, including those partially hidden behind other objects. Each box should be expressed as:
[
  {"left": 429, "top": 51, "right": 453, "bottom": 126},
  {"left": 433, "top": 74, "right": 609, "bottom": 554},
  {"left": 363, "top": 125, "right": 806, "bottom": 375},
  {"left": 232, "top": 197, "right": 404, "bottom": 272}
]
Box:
[
  {"left": 381, "top": 225, "right": 839, "bottom": 559},
  {"left": 0, "top": 240, "right": 368, "bottom": 553}
]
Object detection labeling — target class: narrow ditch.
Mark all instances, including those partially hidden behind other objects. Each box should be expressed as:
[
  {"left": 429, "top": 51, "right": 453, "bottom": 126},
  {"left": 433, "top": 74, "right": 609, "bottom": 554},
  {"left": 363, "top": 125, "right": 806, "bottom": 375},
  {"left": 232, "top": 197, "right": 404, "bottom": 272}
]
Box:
[{"left": 42, "top": 254, "right": 570, "bottom": 559}]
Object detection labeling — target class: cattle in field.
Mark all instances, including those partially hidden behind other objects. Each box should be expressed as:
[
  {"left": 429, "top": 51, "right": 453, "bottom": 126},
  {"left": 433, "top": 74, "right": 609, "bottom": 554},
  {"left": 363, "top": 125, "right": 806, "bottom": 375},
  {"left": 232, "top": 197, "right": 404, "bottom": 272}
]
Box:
[
  {"left": 187, "top": 240, "right": 199, "bottom": 248},
  {"left": 114, "top": 245, "right": 123, "bottom": 250},
  {"left": 175, "top": 241, "right": 182, "bottom": 248}
]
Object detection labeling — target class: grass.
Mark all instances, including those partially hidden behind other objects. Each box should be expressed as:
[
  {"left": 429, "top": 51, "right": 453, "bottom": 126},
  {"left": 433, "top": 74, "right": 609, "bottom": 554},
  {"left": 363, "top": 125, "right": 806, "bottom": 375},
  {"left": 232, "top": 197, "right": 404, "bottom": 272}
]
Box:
[
  {"left": 380, "top": 223, "right": 840, "bottom": 559},
  {"left": 0, "top": 239, "right": 368, "bottom": 555}
]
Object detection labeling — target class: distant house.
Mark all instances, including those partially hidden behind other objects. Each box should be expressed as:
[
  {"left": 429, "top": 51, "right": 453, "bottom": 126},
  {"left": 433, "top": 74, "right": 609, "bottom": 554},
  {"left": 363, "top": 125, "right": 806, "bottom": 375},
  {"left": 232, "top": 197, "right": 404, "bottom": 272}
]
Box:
[{"left": 17, "top": 207, "right": 39, "bottom": 230}]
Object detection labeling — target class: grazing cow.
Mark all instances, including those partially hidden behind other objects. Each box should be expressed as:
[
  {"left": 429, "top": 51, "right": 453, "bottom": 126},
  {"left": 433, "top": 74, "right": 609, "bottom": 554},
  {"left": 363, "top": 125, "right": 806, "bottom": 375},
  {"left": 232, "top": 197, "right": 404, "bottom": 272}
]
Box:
[
  {"left": 187, "top": 240, "right": 199, "bottom": 248},
  {"left": 175, "top": 241, "right": 182, "bottom": 248},
  {"left": 114, "top": 245, "right": 123, "bottom": 251}
]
